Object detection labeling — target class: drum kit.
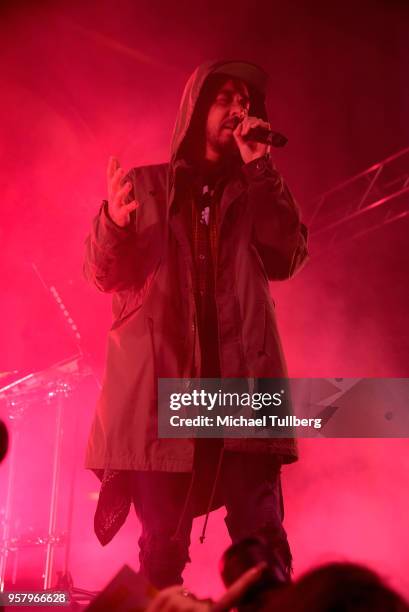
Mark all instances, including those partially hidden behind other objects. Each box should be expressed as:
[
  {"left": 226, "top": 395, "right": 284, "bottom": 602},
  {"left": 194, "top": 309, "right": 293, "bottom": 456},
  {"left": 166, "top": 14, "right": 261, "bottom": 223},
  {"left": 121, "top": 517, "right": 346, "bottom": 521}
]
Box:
[{"left": 0, "top": 354, "right": 97, "bottom": 603}]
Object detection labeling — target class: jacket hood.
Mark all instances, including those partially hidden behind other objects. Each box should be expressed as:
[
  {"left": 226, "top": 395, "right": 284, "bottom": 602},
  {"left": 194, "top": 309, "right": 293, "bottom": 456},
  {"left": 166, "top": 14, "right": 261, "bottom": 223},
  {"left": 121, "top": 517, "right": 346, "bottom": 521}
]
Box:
[{"left": 169, "top": 60, "right": 270, "bottom": 181}]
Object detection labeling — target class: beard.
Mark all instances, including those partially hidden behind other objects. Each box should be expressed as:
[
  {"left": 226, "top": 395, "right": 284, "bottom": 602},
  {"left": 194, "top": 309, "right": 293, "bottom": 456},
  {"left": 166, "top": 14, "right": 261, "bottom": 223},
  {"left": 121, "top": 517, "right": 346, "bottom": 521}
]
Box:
[{"left": 207, "top": 126, "right": 238, "bottom": 158}]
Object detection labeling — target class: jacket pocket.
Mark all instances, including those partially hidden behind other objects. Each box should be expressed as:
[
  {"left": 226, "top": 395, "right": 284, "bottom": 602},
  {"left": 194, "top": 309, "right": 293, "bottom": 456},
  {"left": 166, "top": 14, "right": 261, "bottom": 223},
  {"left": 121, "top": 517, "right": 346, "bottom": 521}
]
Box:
[
  {"left": 251, "top": 243, "right": 269, "bottom": 284},
  {"left": 256, "top": 301, "right": 268, "bottom": 357},
  {"left": 258, "top": 301, "right": 277, "bottom": 357}
]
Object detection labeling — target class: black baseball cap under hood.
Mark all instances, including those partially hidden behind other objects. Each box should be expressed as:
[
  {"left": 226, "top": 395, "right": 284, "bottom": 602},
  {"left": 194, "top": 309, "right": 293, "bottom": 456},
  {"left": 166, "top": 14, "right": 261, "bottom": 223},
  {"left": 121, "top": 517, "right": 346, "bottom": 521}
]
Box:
[{"left": 169, "top": 60, "right": 269, "bottom": 178}]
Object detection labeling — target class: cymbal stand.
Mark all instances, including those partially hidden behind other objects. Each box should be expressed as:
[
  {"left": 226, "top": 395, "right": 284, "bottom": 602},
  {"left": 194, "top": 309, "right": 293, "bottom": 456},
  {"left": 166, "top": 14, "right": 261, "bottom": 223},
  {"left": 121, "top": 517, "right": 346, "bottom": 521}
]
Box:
[{"left": 31, "top": 263, "right": 100, "bottom": 603}]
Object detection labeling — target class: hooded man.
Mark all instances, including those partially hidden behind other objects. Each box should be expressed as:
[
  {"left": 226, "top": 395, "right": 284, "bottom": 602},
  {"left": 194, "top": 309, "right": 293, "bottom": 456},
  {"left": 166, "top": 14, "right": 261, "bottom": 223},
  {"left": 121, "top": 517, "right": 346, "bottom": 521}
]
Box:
[{"left": 84, "top": 60, "right": 308, "bottom": 589}]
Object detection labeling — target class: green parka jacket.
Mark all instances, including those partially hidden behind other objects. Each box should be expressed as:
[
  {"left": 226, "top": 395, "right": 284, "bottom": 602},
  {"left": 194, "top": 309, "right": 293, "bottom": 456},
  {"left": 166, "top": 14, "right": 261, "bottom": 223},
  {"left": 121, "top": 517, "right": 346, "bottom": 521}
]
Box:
[{"left": 84, "top": 60, "right": 308, "bottom": 478}]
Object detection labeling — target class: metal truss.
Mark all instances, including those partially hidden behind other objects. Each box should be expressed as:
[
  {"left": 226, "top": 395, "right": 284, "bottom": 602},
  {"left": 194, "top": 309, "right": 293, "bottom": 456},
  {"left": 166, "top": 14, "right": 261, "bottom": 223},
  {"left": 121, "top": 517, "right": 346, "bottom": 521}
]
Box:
[{"left": 307, "top": 146, "right": 409, "bottom": 255}]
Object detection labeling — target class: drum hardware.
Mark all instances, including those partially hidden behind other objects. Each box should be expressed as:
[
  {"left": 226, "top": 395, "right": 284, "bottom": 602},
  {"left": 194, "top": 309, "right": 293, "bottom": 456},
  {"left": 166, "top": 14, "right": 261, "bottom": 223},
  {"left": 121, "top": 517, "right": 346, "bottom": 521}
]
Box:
[
  {"left": 0, "top": 265, "right": 100, "bottom": 603},
  {"left": 0, "top": 354, "right": 97, "bottom": 602}
]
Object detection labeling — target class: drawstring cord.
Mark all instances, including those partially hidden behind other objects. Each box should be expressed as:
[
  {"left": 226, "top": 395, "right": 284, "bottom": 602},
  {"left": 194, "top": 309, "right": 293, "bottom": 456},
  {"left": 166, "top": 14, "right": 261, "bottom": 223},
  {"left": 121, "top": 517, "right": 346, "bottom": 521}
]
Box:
[
  {"left": 199, "top": 446, "right": 225, "bottom": 544},
  {"left": 171, "top": 467, "right": 197, "bottom": 543}
]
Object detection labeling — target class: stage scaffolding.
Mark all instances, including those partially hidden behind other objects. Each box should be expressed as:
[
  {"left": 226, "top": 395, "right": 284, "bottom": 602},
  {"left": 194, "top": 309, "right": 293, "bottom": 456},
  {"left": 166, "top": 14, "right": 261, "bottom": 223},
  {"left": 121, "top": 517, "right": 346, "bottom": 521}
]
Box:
[{"left": 307, "top": 146, "right": 409, "bottom": 254}]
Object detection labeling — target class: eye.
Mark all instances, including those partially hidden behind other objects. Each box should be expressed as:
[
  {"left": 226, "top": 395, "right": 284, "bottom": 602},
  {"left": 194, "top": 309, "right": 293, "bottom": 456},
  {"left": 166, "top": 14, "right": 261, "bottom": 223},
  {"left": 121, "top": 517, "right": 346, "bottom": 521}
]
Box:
[
  {"left": 216, "top": 95, "right": 230, "bottom": 105},
  {"left": 239, "top": 97, "right": 250, "bottom": 110}
]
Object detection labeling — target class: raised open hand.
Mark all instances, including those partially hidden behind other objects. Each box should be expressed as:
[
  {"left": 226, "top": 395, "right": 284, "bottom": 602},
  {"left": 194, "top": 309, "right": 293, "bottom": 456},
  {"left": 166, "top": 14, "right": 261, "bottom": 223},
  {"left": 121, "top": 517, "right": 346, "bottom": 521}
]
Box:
[{"left": 107, "top": 156, "right": 139, "bottom": 227}]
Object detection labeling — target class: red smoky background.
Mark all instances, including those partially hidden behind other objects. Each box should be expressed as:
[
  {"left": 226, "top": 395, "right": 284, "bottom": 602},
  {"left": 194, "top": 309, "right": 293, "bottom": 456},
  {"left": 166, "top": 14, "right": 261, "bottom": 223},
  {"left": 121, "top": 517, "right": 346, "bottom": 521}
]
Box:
[{"left": 0, "top": 0, "right": 408, "bottom": 601}]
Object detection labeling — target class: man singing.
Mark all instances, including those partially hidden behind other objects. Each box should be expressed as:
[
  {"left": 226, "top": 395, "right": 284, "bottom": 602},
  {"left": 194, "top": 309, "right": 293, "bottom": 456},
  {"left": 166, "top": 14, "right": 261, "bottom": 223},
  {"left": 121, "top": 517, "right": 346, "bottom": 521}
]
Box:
[{"left": 84, "top": 60, "right": 308, "bottom": 588}]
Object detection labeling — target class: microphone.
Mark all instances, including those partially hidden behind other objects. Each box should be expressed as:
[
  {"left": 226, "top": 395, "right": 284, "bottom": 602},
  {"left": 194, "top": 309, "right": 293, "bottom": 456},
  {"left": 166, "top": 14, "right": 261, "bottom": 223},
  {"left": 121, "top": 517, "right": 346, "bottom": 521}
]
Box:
[
  {"left": 230, "top": 116, "right": 288, "bottom": 148},
  {"left": 243, "top": 126, "right": 288, "bottom": 148}
]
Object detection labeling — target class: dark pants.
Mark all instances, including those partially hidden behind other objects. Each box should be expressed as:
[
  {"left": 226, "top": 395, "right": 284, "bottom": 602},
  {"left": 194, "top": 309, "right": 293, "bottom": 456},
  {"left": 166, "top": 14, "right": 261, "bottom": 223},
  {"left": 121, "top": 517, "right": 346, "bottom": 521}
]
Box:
[{"left": 131, "top": 449, "right": 292, "bottom": 589}]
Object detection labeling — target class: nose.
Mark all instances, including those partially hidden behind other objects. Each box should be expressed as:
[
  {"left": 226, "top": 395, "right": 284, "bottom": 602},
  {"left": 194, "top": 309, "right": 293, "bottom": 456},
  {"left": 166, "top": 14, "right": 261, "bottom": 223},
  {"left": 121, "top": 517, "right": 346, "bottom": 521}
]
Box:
[{"left": 229, "top": 99, "right": 245, "bottom": 118}]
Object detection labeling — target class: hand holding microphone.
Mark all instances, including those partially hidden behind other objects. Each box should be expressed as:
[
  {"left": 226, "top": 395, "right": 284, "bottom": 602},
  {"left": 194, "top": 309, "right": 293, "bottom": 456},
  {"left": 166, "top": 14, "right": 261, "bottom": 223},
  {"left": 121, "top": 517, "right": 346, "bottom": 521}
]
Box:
[{"left": 231, "top": 114, "right": 287, "bottom": 164}]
